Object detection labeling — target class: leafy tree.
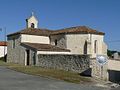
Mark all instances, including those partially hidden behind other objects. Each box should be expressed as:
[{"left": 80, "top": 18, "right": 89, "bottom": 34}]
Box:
[{"left": 107, "top": 49, "right": 118, "bottom": 57}]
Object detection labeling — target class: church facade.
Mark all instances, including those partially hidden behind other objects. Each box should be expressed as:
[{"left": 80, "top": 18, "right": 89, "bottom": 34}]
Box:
[{"left": 7, "top": 14, "right": 107, "bottom": 66}]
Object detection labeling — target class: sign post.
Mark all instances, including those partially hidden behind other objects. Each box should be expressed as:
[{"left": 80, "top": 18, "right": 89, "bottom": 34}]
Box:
[{"left": 96, "top": 55, "right": 107, "bottom": 79}]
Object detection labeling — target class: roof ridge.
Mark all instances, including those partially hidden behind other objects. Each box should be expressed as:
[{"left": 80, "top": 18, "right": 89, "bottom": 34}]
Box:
[
  {"left": 7, "top": 26, "right": 105, "bottom": 37},
  {"left": 56, "top": 26, "right": 84, "bottom": 31}
]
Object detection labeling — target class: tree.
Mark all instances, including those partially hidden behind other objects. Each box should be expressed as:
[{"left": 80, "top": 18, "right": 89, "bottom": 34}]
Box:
[{"left": 107, "top": 49, "right": 118, "bottom": 57}]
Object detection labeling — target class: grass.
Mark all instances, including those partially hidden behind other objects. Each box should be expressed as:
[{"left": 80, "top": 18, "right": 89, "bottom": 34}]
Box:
[{"left": 0, "top": 59, "right": 91, "bottom": 84}]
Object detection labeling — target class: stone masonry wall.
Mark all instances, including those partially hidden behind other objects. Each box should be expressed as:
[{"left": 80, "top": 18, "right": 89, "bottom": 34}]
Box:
[
  {"left": 50, "top": 34, "right": 67, "bottom": 49},
  {"left": 91, "top": 58, "right": 108, "bottom": 81},
  {"left": 37, "top": 54, "right": 90, "bottom": 73},
  {"left": 7, "top": 35, "right": 22, "bottom": 63}
]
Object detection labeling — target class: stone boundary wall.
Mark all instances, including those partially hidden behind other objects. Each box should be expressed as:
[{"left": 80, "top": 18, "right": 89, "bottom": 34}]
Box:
[
  {"left": 37, "top": 54, "right": 90, "bottom": 73},
  {"left": 91, "top": 58, "right": 108, "bottom": 81}
]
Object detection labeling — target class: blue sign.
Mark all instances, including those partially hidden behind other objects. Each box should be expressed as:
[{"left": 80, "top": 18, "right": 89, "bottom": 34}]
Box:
[{"left": 96, "top": 55, "right": 107, "bottom": 66}]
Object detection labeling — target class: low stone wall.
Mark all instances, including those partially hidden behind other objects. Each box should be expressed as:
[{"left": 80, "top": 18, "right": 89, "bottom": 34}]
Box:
[{"left": 37, "top": 54, "right": 90, "bottom": 73}]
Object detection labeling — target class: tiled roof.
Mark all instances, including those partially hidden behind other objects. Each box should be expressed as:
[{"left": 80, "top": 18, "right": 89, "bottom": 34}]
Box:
[
  {"left": 52, "top": 26, "right": 105, "bottom": 35},
  {"left": 7, "top": 26, "right": 105, "bottom": 37},
  {"left": 7, "top": 28, "right": 53, "bottom": 36},
  {"left": 0, "top": 41, "right": 7, "bottom": 46},
  {"left": 21, "top": 42, "right": 70, "bottom": 52}
]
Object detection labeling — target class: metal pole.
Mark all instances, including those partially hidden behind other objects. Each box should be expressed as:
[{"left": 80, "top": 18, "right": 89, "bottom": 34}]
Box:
[
  {"left": 101, "top": 65, "right": 103, "bottom": 80},
  {"left": 4, "top": 27, "right": 6, "bottom": 61}
]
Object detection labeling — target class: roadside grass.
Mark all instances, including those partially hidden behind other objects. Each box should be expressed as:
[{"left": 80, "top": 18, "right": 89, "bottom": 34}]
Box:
[{"left": 0, "top": 59, "right": 91, "bottom": 84}]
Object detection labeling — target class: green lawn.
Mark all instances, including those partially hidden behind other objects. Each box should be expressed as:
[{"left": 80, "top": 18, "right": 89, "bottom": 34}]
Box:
[{"left": 0, "top": 59, "right": 91, "bottom": 84}]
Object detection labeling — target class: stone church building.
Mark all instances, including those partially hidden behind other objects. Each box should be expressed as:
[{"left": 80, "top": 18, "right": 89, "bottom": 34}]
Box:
[{"left": 7, "top": 13, "right": 107, "bottom": 67}]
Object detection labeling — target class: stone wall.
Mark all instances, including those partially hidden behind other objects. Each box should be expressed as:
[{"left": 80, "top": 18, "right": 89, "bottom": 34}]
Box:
[
  {"left": 91, "top": 58, "right": 108, "bottom": 81},
  {"left": 65, "top": 34, "right": 107, "bottom": 58},
  {"left": 50, "top": 34, "right": 67, "bottom": 49},
  {"left": 66, "top": 34, "right": 89, "bottom": 55},
  {"left": 7, "top": 34, "right": 34, "bottom": 65},
  {"left": 7, "top": 34, "right": 22, "bottom": 63},
  {"left": 37, "top": 54, "right": 90, "bottom": 73},
  {"left": 21, "top": 34, "right": 50, "bottom": 44}
]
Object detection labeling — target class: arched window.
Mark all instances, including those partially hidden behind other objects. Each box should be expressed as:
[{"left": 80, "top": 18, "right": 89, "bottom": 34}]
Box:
[
  {"left": 94, "top": 40, "right": 97, "bottom": 53},
  {"left": 55, "top": 39, "right": 57, "bottom": 46},
  {"left": 31, "top": 23, "right": 35, "bottom": 28},
  {"left": 84, "top": 41, "right": 87, "bottom": 54}
]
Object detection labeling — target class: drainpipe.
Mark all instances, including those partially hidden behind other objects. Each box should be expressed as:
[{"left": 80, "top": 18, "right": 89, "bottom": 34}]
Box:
[{"left": 89, "top": 34, "right": 92, "bottom": 58}]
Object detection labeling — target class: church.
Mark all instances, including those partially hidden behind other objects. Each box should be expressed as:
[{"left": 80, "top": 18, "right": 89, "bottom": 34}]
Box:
[{"left": 7, "top": 13, "right": 107, "bottom": 66}]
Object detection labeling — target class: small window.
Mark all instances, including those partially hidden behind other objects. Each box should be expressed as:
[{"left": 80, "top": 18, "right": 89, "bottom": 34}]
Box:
[
  {"left": 13, "top": 38, "right": 15, "bottom": 48},
  {"left": 84, "top": 41, "right": 87, "bottom": 54},
  {"left": 55, "top": 39, "right": 57, "bottom": 46},
  {"left": 31, "top": 23, "right": 35, "bottom": 28},
  {"left": 94, "top": 40, "right": 97, "bottom": 53}
]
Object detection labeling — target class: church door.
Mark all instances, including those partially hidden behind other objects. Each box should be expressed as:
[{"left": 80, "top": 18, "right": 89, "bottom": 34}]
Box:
[{"left": 26, "top": 50, "right": 30, "bottom": 66}]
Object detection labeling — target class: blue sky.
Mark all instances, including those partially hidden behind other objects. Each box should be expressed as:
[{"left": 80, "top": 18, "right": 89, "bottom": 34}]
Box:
[{"left": 0, "top": 0, "right": 120, "bottom": 51}]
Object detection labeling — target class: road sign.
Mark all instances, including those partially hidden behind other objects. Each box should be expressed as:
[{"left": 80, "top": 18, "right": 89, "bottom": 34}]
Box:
[
  {"left": 96, "top": 55, "right": 107, "bottom": 66},
  {"left": 96, "top": 55, "right": 108, "bottom": 79}
]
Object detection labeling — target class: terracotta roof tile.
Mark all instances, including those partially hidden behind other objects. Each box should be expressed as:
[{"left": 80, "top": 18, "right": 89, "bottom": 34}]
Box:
[
  {"left": 7, "top": 26, "right": 105, "bottom": 37},
  {"left": 7, "top": 28, "right": 53, "bottom": 36},
  {"left": 0, "top": 41, "right": 7, "bottom": 46},
  {"left": 52, "top": 26, "right": 105, "bottom": 35},
  {"left": 21, "top": 42, "right": 70, "bottom": 52}
]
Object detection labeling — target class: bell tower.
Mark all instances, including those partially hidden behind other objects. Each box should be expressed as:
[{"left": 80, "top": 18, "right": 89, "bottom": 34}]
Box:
[{"left": 26, "top": 12, "right": 38, "bottom": 28}]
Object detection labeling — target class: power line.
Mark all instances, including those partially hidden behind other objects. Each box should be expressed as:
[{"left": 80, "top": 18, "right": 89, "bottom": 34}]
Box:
[{"left": 106, "top": 40, "right": 120, "bottom": 43}]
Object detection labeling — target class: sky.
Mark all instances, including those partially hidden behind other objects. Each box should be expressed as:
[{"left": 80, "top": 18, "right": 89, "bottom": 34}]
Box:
[{"left": 0, "top": 0, "right": 120, "bottom": 51}]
